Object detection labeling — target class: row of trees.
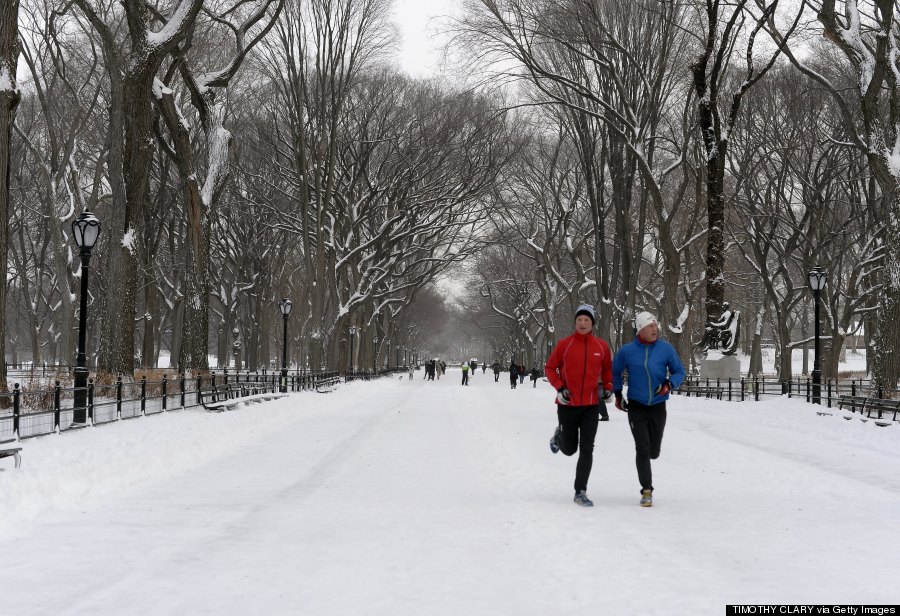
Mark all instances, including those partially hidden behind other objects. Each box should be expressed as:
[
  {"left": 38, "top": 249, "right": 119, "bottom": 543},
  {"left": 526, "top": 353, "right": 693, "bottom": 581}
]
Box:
[
  {"left": 0, "top": 0, "right": 897, "bottom": 385},
  {"left": 1, "top": 0, "right": 513, "bottom": 380},
  {"left": 454, "top": 0, "right": 897, "bottom": 380}
]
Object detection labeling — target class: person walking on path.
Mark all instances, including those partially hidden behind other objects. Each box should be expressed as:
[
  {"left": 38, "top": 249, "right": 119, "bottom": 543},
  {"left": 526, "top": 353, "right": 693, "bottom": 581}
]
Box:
[
  {"left": 530, "top": 367, "right": 540, "bottom": 388},
  {"left": 461, "top": 362, "right": 470, "bottom": 386},
  {"left": 508, "top": 362, "right": 519, "bottom": 389},
  {"left": 612, "top": 311, "right": 685, "bottom": 508},
  {"left": 545, "top": 304, "right": 614, "bottom": 507},
  {"left": 492, "top": 361, "right": 502, "bottom": 382}
]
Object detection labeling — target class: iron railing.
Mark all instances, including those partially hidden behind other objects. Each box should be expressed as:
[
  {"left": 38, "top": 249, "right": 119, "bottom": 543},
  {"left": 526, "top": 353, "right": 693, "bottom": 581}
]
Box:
[{"left": 0, "top": 369, "right": 350, "bottom": 443}]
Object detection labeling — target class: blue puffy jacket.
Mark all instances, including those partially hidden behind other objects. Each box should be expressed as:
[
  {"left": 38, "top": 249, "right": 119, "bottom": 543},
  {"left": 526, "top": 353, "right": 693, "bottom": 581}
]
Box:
[{"left": 612, "top": 338, "right": 685, "bottom": 406}]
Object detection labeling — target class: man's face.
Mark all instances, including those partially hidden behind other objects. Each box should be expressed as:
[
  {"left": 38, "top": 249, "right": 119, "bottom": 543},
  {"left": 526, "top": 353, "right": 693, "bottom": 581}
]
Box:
[
  {"left": 640, "top": 322, "right": 659, "bottom": 342},
  {"left": 575, "top": 315, "right": 593, "bottom": 334}
]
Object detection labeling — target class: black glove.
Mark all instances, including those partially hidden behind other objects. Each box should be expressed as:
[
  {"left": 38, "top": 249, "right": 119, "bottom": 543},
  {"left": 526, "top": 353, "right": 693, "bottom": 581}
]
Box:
[
  {"left": 600, "top": 387, "right": 614, "bottom": 403},
  {"left": 614, "top": 392, "right": 628, "bottom": 412},
  {"left": 556, "top": 388, "right": 571, "bottom": 405},
  {"left": 655, "top": 380, "right": 672, "bottom": 396}
]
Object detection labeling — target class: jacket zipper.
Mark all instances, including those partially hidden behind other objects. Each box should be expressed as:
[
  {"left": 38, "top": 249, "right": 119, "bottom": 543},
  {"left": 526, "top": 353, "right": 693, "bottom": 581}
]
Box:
[
  {"left": 645, "top": 344, "right": 652, "bottom": 405},
  {"left": 582, "top": 337, "right": 588, "bottom": 404}
]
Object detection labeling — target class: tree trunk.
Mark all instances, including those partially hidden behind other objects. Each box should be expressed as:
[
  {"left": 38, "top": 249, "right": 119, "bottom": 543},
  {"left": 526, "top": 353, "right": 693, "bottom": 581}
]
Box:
[
  {"left": 141, "top": 272, "right": 157, "bottom": 368},
  {"left": 178, "top": 186, "right": 210, "bottom": 371},
  {"left": 0, "top": 0, "right": 20, "bottom": 398},
  {"left": 872, "top": 212, "right": 900, "bottom": 389},
  {"left": 95, "top": 49, "right": 128, "bottom": 376},
  {"left": 217, "top": 319, "right": 227, "bottom": 369},
  {"left": 169, "top": 299, "right": 184, "bottom": 368},
  {"left": 776, "top": 317, "right": 792, "bottom": 381}
]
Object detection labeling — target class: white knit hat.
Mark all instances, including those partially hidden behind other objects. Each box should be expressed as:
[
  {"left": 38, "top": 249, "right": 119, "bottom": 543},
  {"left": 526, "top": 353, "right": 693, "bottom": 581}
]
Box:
[{"left": 634, "top": 311, "right": 657, "bottom": 332}]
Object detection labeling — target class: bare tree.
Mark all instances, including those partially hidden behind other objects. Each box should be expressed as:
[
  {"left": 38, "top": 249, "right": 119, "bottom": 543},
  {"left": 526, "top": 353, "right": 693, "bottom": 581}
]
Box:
[
  {"left": 153, "top": 0, "right": 283, "bottom": 370},
  {"left": 65, "top": 0, "right": 203, "bottom": 375},
  {"left": 689, "top": 0, "right": 800, "bottom": 338},
  {"left": 767, "top": 0, "right": 900, "bottom": 387},
  {"left": 0, "top": 0, "right": 20, "bottom": 394}
]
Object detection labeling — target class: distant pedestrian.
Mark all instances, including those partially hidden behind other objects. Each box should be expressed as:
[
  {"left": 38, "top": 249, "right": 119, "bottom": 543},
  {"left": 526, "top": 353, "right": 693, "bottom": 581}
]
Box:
[
  {"left": 545, "top": 304, "right": 613, "bottom": 508},
  {"left": 482, "top": 363, "right": 487, "bottom": 374},
  {"left": 530, "top": 367, "right": 540, "bottom": 388},
  {"left": 518, "top": 364, "right": 526, "bottom": 385},
  {"left": 492, "top": 361, "right": 501, "bottom": 382},
  {"left": 461, "top": 362, "right": 470, "bottom": 386},
  {"left": 509, "top": 362, "right": 519, "bottom": 389},
  {"left": 613, "top": 311, "right": 685, "bottom": 508}
]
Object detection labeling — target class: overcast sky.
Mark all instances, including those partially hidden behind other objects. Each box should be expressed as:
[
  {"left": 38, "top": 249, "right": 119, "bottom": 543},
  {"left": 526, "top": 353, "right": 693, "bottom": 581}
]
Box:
[{"left": 391, "top": 0, "right": 459, "bottom": 78}]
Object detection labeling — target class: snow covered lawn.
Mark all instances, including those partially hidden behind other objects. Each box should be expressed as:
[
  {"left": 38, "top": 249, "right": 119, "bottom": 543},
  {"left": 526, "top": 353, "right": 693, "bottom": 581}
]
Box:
[{"left": 1, "top": 370, "right": 898, "bottom": 615}]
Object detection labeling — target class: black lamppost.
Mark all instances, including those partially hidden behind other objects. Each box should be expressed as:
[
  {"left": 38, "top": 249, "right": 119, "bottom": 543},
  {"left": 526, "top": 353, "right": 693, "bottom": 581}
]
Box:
[
  {"left": 808, "top": 266, "right": 828, "bottom": 404},
  {"left": 71, "top": 211, "right": 101, "bottom": 424},
  {"left": 397, "top": 344, "right": 402, "bottom": 368},
  {"left": 373, "top": 336, "right": 379, "bottom": 373},
  {"left": 349, "top": 325, "right": 357, "bottom": 375},
  {"left": 279, "top": 298, "right": 292, "bottom": 392}
]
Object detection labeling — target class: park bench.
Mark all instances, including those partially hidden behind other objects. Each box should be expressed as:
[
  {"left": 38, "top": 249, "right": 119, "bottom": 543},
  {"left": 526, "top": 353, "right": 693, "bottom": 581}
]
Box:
[
  {"left": 678, "top": 385, "right": 724, "bottom": 400},
  {"left": 837, "top": 395, "right": 898, "bottom": 427},
  {"left": 316, "top": 374, "right": 342, "bottom": 394},
  {"left": 0, "top": 447, "right": 22, "bottom": 469},
  {"left": 200, "top": 381, "right": 288, "bottom": 412}
]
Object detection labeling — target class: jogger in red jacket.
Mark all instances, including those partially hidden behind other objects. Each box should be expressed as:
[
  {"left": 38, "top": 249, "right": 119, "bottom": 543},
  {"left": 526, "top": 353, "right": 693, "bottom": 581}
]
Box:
[{"left": 545, "top": 304, "right": 614, "bottom": 507}]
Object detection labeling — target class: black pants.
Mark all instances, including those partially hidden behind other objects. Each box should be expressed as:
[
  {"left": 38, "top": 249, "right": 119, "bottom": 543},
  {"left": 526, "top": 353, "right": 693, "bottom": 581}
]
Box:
[
  {"left": 557, "top": 404, "right": 600, "bottom": 493},
  {"left": 627, "top": 401, "right": 667, "bottom": 492},
  {"left": 462, "top": 372, "right": 469, "bottom": 385},
  {"left": 494, "top": 372, "right": 500, "bottom": 382},
  {"left": 510, "top": 377, "right": 517, "bottom": 389}
]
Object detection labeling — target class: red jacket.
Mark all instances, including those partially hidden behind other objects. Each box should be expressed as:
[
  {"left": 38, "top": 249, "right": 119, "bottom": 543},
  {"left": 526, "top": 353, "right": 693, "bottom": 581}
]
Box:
[{"left": 544, "top": 332, "right": 613, "bottom": 406}]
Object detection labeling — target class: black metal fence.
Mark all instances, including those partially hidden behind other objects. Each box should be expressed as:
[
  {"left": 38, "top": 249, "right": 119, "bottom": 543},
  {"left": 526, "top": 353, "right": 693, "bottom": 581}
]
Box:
[
  {"left": 345, "top": 367, "right": 412, "bottom": 382},
  {"left": 674, "top": 376, "right": 900, "bottom": 424},
  {"left": 0, "top": 368, "right": 360, "bottom": 444},
  {"left": 676, "top": 375, "right": 897, "bottom": 403}
]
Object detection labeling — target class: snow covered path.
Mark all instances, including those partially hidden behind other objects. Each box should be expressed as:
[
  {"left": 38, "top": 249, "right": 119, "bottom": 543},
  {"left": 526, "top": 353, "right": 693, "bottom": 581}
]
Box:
[{"left": 1, "top": 369, "right": 899, "bottom": 615}]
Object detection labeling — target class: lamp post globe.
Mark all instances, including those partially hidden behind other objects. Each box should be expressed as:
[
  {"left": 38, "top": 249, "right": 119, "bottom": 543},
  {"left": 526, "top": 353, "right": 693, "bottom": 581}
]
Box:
[
  {"left": 71, "top": 211, "right": 102, "bottom": 424},
  {"left": 279, "top": 298, "right": 292, "bottom": 392},
  {"left": 808, "top": 267, "right": 828, "bottom": 404}
]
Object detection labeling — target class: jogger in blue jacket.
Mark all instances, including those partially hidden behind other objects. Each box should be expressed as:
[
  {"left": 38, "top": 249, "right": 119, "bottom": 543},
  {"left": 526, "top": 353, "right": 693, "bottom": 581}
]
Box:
[{"left": 613, "top": 311, "right": 685, "bottom": 507}]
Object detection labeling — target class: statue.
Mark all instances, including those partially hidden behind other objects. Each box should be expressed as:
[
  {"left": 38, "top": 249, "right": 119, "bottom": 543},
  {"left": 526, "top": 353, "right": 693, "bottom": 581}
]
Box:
[{"left": 698, "top": 302, "right": 741, "bottom": 355}]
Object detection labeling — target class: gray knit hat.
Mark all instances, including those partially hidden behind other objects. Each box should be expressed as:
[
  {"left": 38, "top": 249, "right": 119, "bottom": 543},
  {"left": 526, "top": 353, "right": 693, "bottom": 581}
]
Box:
[{"left": 575, "top": 303, "right": 596, "bottom": 325}]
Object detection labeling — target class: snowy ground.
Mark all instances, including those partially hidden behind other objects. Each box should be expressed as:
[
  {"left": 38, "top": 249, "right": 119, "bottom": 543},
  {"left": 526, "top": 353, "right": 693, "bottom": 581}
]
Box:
[
  {"left": 1, "top": 368, "right": 898, "bottom": 615},
  {"left": 733, "top": 347, "right": 868, "bottom": 375}
]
